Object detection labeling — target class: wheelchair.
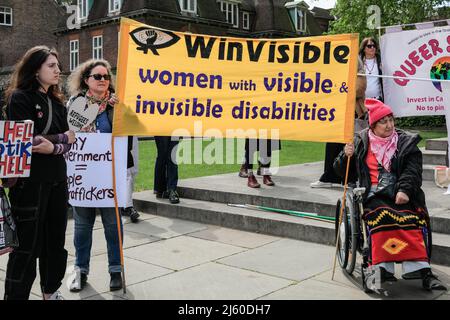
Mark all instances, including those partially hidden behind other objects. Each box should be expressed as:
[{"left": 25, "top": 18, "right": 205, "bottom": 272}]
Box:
[
  {"left": 334, "top": 184, "right": 373, "bottom": 292},
  {"left": 335, "top": 183, "right": 433, "bottom": 294}
]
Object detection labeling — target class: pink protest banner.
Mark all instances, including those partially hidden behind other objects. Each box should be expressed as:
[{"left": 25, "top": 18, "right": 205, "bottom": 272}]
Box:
[{"left": 0, "top": 121, "right": 34, "bottom": 178}]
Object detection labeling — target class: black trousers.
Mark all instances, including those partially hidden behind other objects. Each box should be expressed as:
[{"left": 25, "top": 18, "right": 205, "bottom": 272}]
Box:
[
  {"left": 154, "top": 136, "right": 179, "bottom": 192},
  {"left": 244, "top": 139, "right": 274, "bottom": 170},
  {"left": 320, "top": 142, "right": 345, "bottom": 184},
  {"left": 4, "top": 179, "right": 68, "bottom": 300}
]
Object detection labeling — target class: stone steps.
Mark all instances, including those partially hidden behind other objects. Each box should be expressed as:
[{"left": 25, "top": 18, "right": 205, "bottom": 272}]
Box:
[
  {"left": 425, "top": 137, "right": 448, "bottom": 151},
  {"left": 133, "top": 192, "right": 450, "bottom": 267},
  {"left": 421, "top": 137, "right": 448, "bottom": 181},
  {"left": 421, "top": 148, "right": 447, "bottom": 166},
  {"left": 173, "top": 174, "right": 450, "bottom": 236}
]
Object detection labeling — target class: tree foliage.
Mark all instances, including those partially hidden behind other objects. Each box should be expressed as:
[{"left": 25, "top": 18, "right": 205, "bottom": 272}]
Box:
[{"left": 329, "top": 0, "right": 449, "bottom": 39}]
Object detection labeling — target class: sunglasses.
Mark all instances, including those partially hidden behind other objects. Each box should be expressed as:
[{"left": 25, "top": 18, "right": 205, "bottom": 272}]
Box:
[
  {"left": 89, "top": 74, "right": 111, "bottom": 81},
  {"left": 366, "top": 44, "right": 376, "bottom": 49}
]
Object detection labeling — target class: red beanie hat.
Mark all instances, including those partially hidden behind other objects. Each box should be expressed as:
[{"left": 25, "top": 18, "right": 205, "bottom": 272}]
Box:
[{"left": 365, "top": 98, "right": 393, "bottom": 126}]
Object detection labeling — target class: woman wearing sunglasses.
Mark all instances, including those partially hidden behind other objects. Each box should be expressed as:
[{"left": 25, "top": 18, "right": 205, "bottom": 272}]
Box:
[
  {"left": 66, "top": 59, "right": 136, "bottom": 293},
  {"left": 359, "top": 37, "right": 384, "bottom": 101}
]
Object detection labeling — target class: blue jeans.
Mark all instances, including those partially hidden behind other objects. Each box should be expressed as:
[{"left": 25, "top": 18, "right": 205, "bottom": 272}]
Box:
[{"left": 72, "top": 207, "right": 123, "bottom": 274}]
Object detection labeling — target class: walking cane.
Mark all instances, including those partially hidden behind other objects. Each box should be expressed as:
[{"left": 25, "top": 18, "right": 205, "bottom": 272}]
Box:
[
  {"left": 331, "top": 154, "right": 352, "bottom": 280},
  {"left": 111, "top": 136, "right": 127, "bottom": 294}
]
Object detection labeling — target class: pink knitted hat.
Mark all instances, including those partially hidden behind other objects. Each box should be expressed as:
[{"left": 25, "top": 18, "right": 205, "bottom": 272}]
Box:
[{"left": 365, "top": 98, "right": 393, "bottom": 126}]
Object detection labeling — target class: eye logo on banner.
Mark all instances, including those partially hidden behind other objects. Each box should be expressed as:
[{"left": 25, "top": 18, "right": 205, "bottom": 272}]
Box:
[
  {"left": 129, "top": 27, "right": 181, "bottom": 55},
  {"left": 430, "top": 56, "right": 450, "bottom": 92}
]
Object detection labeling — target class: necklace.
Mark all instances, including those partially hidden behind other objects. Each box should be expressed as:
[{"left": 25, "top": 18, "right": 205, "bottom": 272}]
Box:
[{"left": 364, "top": 58, "right": 376, "bottom": 75}]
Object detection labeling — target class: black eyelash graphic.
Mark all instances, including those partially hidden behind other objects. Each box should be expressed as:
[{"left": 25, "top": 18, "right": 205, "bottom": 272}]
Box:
[{"left": 129, "top": 27, "right": 181, "bottom": 55}]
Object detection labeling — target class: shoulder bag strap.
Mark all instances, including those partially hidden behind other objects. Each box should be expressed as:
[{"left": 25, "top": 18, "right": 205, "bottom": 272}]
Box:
[{"left": 41, "top": 96, "right": 53, "bottom": 135}]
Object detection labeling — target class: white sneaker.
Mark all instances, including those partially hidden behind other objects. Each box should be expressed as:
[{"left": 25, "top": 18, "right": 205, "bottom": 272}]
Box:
[
  {"left": 310, "top": 180, "right": 333, "bottom": 188},
  {"left": 46, "top": 291, "right": 65, "bottom": 300}
]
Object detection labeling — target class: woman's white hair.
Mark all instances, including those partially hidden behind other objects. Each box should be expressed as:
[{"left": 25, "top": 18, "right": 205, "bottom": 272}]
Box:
[{"left": 66, "top": 59, "right": 115, "bottom": 97}]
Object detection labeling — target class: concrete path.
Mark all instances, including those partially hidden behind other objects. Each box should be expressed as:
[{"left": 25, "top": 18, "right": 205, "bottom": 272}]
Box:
[{"left": 1, "top": 212, "right": 449, "bottom": 300}]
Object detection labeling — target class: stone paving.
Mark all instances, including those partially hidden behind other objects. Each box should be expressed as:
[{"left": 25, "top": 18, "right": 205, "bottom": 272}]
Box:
[{"left": 1, "top": 212, "right": 449, "bottom": 300}]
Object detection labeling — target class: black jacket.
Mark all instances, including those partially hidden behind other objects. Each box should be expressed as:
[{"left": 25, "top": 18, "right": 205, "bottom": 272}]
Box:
[
  {"left": 333, "top": 128, "right": 426, "bottom": 209},
  {"left": 6, "top": 89, "right": 69, "bottom": 182}
]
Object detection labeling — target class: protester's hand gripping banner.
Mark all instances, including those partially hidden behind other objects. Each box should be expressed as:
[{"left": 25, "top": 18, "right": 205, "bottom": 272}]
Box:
[
  {"left": 381, "top": 26, "right": 450, "bottom": 117},
  {"left": 65, "top": 133, "right": 127, "bottom": 207},
  {"left": 113, "top": 18, "right": 359, "bottom": 143},
  {"left": 0, "top": 121, "right": 33, "bottom": 178}
]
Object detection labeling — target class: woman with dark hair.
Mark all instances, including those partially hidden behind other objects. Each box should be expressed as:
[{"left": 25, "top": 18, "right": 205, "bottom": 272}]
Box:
[
  {"left": 359, "top": 37, "right": 384, "bottom": 101},
  {"left": 4, "top": 46, "right": 74, "bottom": 300},
  {"left": 66, "top": 59, "right": 128, "bottom": 293},
  {"left": 334, "top": 99, "right": 446, "bottom": 291}
]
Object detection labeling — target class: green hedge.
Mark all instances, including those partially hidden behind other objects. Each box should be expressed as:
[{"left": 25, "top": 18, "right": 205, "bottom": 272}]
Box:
[{"left": 395, "top": 116, "right": 446, "bottom": 128}]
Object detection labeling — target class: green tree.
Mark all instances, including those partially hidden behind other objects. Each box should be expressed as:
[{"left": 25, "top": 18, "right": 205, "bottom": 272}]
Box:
[{"left": 329, "top": 0, "right": 449, "bottom": 39}]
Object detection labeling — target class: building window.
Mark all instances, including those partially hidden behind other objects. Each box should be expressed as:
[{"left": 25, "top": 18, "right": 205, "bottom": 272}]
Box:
[
  {"left": 287, "top": 5, "right": 306, "bottom": 32},
  {"left": 93, "top": 36, "right": 103, "bottom": 60},
  {"left": 70, "top": 40, "right": 79, "bottom": 71},
  {"left": 78, "top": 0, "right": 88, "bottom": 20},
  {"left": 218, "top": 1, "right": 239, "bottom": 28},
  {"left": 109, "top": 0, "right": 122, "bottom": 14},
  {"left": 0, "top": 7, "right": 12, "bottom": 26},
  {"left": 296, "top": 9, "right": 306, "bottom": 32},
  {"left": 242, "top": 11, "right": 250, "bottom": 30},
  {"left": 179, "top": 0, "right": 197, "bottom": 13}
]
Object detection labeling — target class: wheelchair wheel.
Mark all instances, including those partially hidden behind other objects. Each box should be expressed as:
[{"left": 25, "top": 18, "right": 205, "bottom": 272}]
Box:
[
  {"left": 335, "top": 193, "right": 358, "bottom": 274},
  {"left": 335, "top": 199, "right": 349, "bottom": 269}
]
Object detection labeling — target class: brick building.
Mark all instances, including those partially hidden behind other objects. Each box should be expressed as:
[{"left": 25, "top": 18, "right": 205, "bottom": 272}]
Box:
[
  {"left": 0, "top": 0, "right": 66, "bottom": 98},
  {"left": 55, "top": 0, "right": 334, "bottom": 73},
  {"left": 0, "top": 0, "right": 334, "bottom": 99}
]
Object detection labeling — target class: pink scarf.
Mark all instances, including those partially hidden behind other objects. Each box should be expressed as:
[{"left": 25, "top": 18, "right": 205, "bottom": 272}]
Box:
[{"left": 368, "top": 129, "right": 398, "bottom": 172}]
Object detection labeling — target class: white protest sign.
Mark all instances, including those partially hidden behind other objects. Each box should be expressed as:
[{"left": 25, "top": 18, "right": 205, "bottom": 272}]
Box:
[
  {"left": 65, "top": 133, "right": 127, "bottom": 207},
  {"left": 67, "top": 96, "right": 100, "bottom": 132},
  {"left": 0, "top": 121, "right": 34, "bottom": 178},
  {"left": 381, "top": 26, "right": 450, "bottom": 117}
]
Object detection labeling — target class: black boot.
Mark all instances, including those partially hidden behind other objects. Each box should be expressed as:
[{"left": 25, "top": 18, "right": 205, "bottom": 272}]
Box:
[
  {"left": 110, "top": 272, "right": 123, "bottom": 291},
  {"left": 380, "top": 267, "right": 397, "bottom": 283},
  {"left": 123, "top": 207, "right": 140, "bottom": 223},
  {"left": 422, "top": 270, "right": 447, "bottom": 291},
  {"left": 168, "top": 189, "right": 180, "bottom": 204}
]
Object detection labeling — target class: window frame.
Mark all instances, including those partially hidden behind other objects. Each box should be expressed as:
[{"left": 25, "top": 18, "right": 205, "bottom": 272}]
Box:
[
  {"left": 242, "top": 11, "right": 250, "bottom": 30},
  {"left": 179, "top": 0, "right": 197, "bottom": 14},
  {"left": 0, "top": 6, "right": 13, "bottom": 26},
  {"left": 77, "top": 0, "right": 89, "bottom": 20},
  {"left": 92, "top": 35, "right": 103, "bottom": 60},
  {"left": 69, "top": 40, "right": 79, "bottom": 72},
  {"left": 295, "top": 8, "right": 306, "bottom": 32},
  {"left": 108, "top": 0, "right": 122, "bottom": 14},
  {"left": 219, "top": 1, "right": 239, "bottom": 28}
]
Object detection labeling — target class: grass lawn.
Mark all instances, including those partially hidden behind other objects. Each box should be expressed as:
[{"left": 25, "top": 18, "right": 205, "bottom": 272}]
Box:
[{"left": 135, "top": 129, "right": 447, "bottom": 192}]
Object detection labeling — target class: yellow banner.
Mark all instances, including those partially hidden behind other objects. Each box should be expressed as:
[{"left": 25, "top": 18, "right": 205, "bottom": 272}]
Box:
[{"left": 114, "top": 18, "right": 359, "bottom": 142}]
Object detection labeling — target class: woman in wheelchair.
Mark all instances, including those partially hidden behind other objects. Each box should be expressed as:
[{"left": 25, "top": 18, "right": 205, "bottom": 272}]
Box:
[{"left": 334, "top": 98, "right": 446, "bottom": 291}]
